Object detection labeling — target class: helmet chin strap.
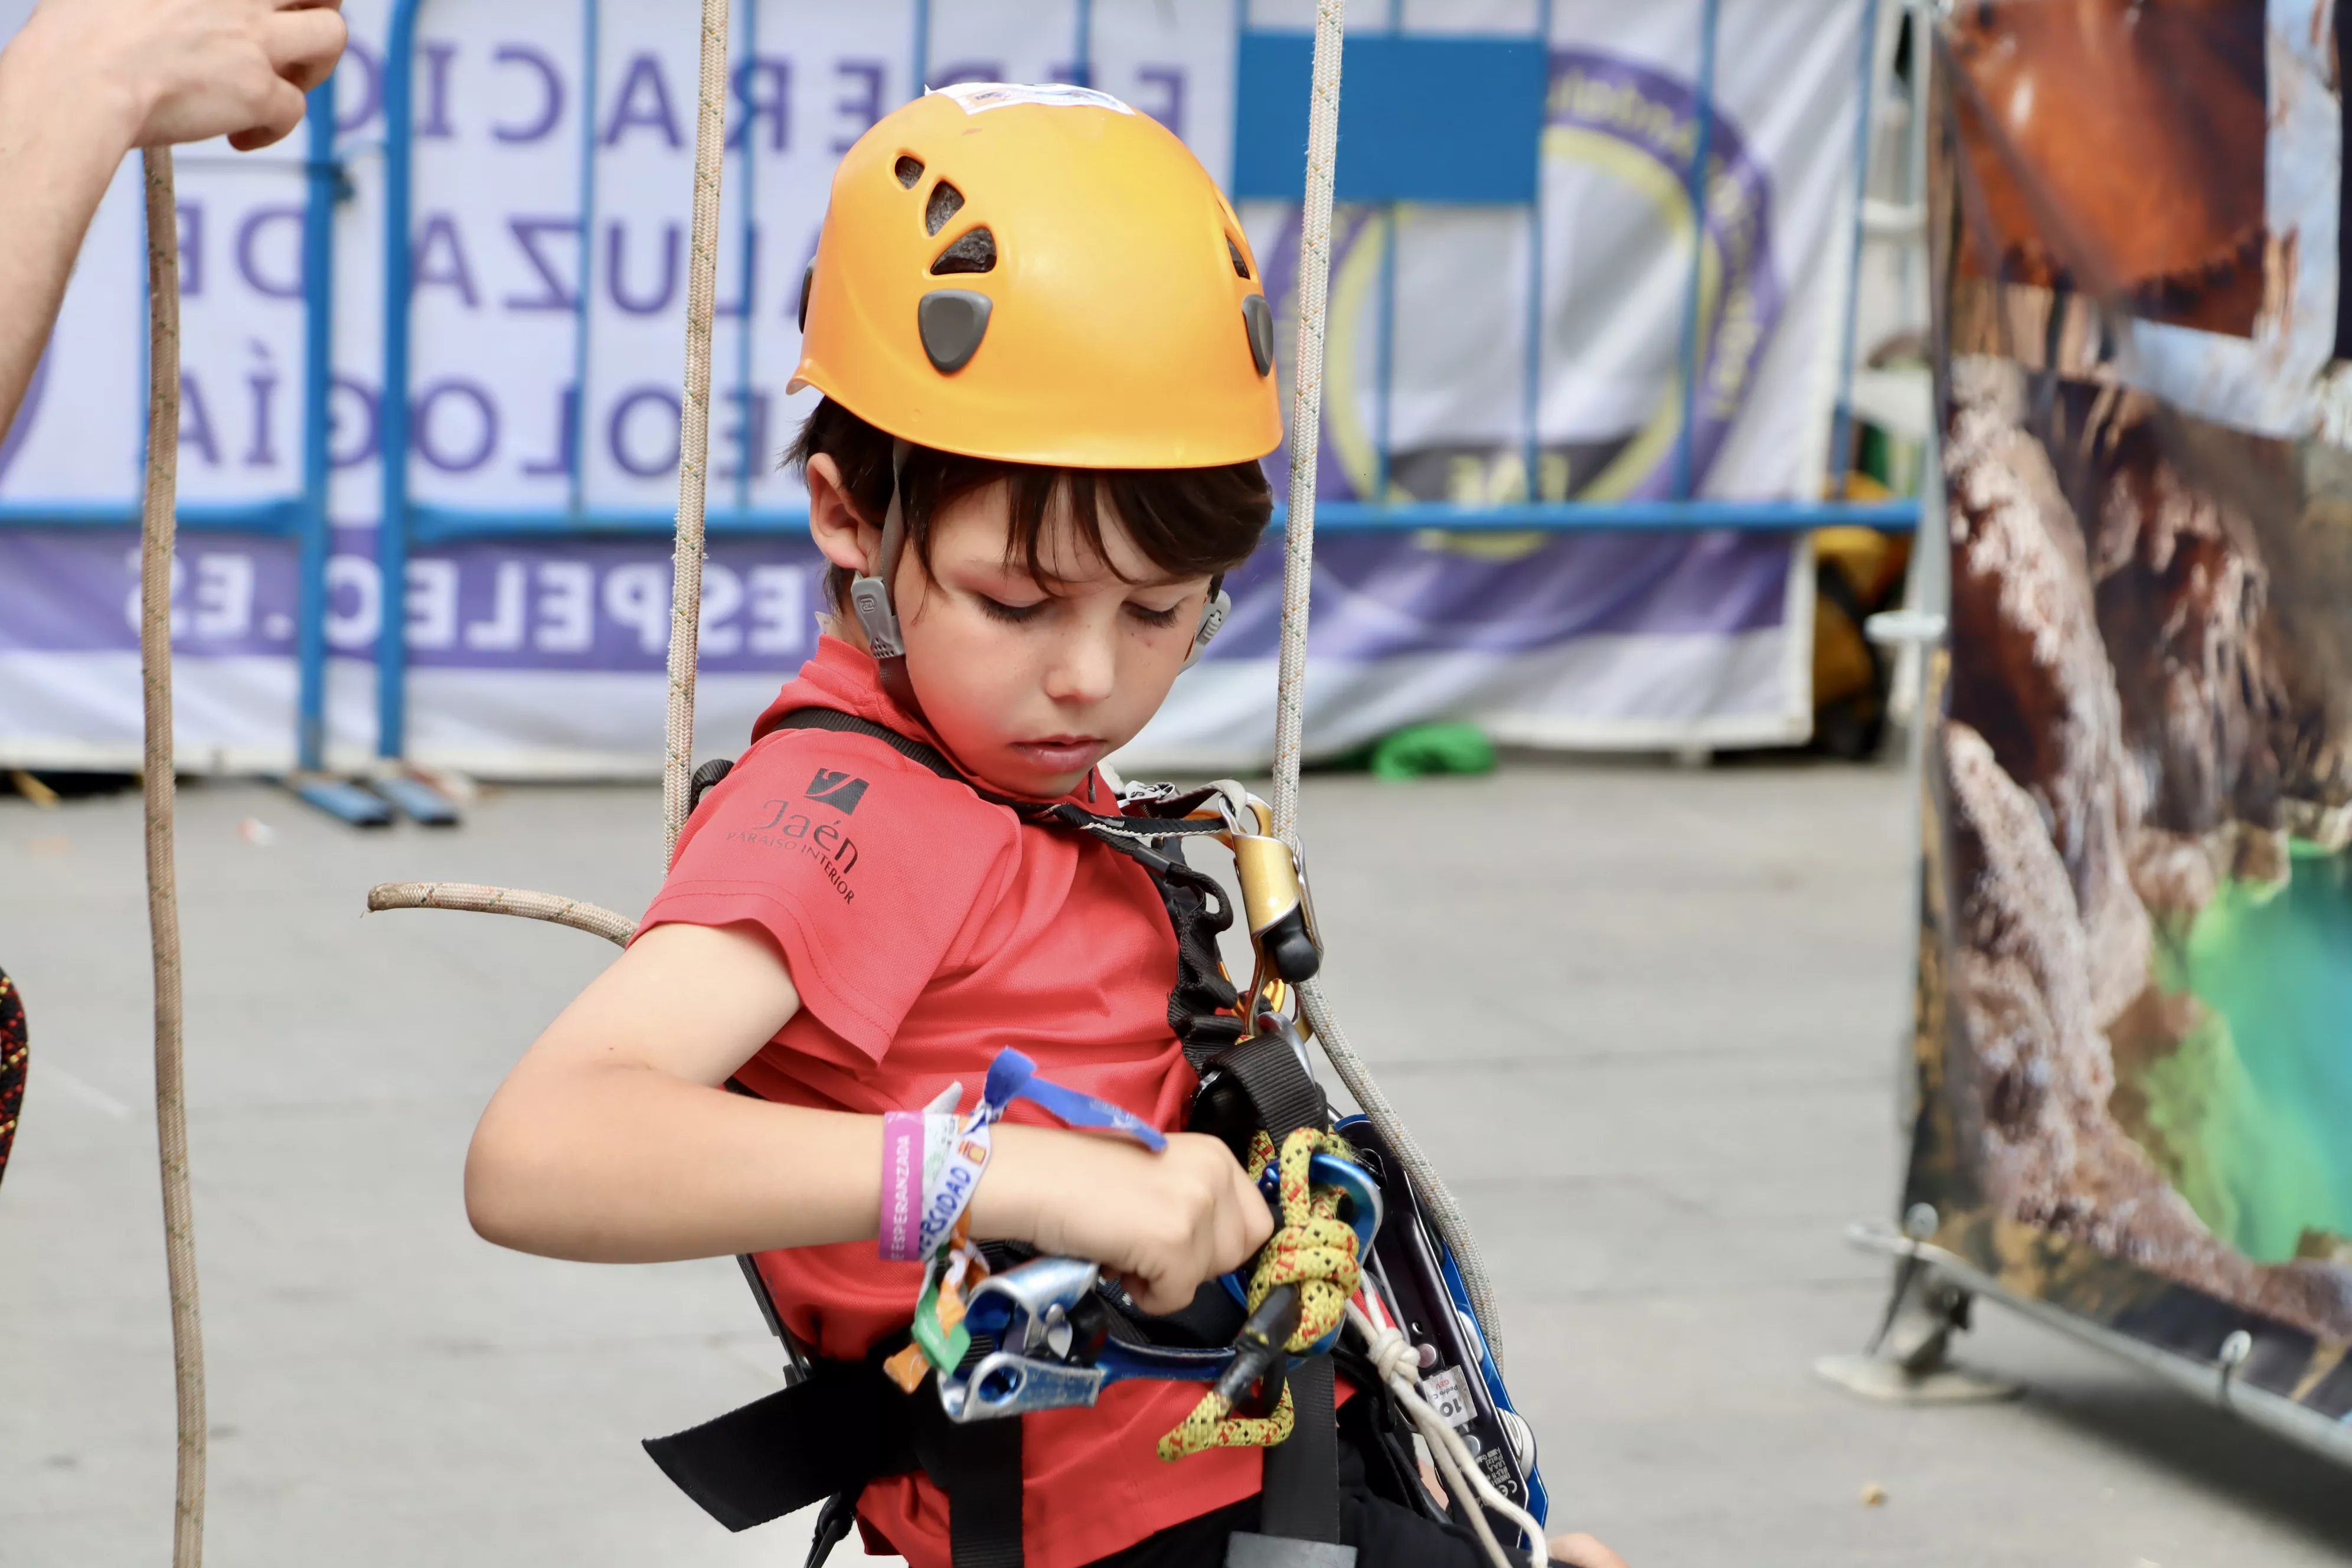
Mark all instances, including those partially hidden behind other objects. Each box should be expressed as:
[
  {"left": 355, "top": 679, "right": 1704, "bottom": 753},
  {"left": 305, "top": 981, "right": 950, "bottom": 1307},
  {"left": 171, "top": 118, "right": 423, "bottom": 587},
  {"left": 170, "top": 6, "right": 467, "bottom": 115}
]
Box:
[{"left": 847, "top": 438, "right": 926, "bottom": 721}]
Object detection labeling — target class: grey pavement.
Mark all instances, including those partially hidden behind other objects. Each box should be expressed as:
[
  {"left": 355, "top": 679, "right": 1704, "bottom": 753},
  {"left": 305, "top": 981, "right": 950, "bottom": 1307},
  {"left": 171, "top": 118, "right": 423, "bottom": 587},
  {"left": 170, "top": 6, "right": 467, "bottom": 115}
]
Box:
[{"left": 2, "top": 758, "right": 2348, "bottom": 1567}]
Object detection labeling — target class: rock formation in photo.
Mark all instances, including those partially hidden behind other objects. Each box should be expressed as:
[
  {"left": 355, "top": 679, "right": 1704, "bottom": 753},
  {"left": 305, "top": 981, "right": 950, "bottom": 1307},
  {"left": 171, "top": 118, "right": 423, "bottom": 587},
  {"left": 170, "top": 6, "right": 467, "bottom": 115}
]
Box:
[{"left": 1938, "top": 356, "right": 2352, "bottom": 1344}]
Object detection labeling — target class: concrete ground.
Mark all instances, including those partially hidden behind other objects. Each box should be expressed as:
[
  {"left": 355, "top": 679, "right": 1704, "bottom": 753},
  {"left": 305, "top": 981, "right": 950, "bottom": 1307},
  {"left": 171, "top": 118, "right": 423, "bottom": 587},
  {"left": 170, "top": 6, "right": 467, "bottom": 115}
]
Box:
[{"left": 2, "top": 756, "right": 2348, "bottom": 1567}]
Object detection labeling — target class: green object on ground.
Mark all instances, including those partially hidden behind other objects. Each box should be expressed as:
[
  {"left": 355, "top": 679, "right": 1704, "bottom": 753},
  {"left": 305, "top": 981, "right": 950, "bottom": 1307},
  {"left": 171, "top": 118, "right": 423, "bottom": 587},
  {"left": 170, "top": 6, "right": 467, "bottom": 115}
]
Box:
[{"left": 1368, "top": 723, "right": 1497, "bottom": 781}]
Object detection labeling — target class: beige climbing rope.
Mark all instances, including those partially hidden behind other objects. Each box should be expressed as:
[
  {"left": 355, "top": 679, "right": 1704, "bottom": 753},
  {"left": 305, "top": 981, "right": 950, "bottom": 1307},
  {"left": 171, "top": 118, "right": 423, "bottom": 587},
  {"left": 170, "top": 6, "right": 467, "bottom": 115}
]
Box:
[
  {"left": 662, "top": 0, "right": 731, "bottom": 864},
  {"left": 141, "top": 145, "right": 208, "bottom": 1568},
  {"left": 365, "top": 883, "right": 633, "bottom": 947}
]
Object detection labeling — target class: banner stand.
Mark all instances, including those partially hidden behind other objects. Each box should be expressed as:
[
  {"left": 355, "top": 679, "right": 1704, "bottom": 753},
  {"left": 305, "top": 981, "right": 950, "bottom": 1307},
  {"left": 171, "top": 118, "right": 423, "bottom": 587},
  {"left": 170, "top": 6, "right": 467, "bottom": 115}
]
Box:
[{"left": 1842, "top": 1226, "right": 2352, "bottom": 1470}]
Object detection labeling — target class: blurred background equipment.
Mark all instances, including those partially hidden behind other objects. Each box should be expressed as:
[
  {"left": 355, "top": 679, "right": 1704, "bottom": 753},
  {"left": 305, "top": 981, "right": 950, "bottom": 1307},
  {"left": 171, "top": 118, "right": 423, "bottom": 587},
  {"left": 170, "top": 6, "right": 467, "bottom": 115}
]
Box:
[{"left": 0, "top": 0, "right": 1926, "bottom": 806}]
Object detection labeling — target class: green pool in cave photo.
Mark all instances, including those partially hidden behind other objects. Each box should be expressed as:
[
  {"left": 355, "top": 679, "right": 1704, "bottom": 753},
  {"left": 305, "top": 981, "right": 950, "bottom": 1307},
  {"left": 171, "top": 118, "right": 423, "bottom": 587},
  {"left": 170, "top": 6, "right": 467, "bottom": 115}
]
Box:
[{"left": 2138, "top": 842, "right": 2352, "bottom": 1265}]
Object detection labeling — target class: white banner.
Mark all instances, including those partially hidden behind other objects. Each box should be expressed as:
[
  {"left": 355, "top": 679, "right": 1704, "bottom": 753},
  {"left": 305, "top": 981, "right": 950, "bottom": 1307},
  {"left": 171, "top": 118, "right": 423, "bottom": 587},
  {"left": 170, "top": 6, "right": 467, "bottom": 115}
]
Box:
[{"left": 0, "top": 0, "right": 1866, "bottom": 776}]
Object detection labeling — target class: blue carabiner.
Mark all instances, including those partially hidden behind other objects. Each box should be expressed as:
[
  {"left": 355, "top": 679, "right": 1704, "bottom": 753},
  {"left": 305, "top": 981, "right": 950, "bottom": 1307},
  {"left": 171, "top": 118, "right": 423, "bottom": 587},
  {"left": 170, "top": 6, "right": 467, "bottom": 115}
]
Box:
[{"left": 1218, "top": 1149, "right": 1384, "bottom": 1352}]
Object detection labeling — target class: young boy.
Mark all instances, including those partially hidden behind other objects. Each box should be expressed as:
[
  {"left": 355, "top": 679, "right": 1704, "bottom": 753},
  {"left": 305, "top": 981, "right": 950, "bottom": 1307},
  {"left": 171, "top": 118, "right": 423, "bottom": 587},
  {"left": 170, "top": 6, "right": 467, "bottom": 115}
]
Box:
[{"left": 463, "top": 84, "right": 1625, "bottom": 1568}]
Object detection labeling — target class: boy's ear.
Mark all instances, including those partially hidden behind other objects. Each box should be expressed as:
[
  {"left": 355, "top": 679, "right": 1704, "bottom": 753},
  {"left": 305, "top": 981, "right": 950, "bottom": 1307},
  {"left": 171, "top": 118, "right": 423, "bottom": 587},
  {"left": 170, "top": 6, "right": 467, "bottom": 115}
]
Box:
[{"left": 806, "top": 453, "right": 879, "bottom": 576}]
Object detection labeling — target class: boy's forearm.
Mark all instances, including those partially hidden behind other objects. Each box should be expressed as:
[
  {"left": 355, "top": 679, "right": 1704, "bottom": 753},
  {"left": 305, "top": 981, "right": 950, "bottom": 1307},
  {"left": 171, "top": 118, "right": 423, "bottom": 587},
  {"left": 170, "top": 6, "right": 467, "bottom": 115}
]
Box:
[
  {"left": 465, "top": 1060, "right": 889, "bottom": 1263},
  {"left": 0, "top": 24, "right": 143, "bottom": 440},
  {"left": 461, "top": 1055, "right": 1170, "bottom": 1273}
]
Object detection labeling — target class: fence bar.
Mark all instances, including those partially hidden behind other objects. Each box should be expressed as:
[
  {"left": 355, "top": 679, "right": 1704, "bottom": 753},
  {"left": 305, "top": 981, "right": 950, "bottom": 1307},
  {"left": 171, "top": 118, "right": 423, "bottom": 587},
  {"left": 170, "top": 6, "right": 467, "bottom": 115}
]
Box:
[
  {"left": 911, "top": 0, "right": 930, "bottom": 96},
  {"left": 1825, "top": 0, "right": 1883, "bottom": 498},
  {"left": 0, "top": 500, "right": 308, "bottom": 533},
  {"left": 295, "top": 75, "right": 338, "bottom": 773},
  {"left": 1671, "top": 0, "right": 1721, "bottom": 500},
  {"left": 569, "top": 0, "right": 602, "bottom": 517},
  {"left": 733, "top": 0, "right": 760, "bottom": 511},
  {"left": 1286, "top": 498, "right": 1919, "bottom": 531},
  {"left": 1521, "top": 0, "right": 1554, "bottom": 503},
  {"left": 1373, "top": 208, "right": 1398, "bottom": 501},
  {"left": 400, "top": 496, "right": 1916, "bottom": 545},
  {"left": 377, "top": 0, "right": 423, "bottom": 759}
]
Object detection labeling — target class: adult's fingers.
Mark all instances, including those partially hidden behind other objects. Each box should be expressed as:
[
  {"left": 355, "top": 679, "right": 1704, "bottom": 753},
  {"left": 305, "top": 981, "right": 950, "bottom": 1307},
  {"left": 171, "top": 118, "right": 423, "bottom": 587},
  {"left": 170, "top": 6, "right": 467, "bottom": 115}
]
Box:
[
  {"left": 1547, "top": 1533, "right": 1631, "bottom": 1568},
  {"left": 262, "top": 5, "right": 349, "bottom": 96},
  {"left": 226, "top": 77, "right": 308, "bottom": 152}
]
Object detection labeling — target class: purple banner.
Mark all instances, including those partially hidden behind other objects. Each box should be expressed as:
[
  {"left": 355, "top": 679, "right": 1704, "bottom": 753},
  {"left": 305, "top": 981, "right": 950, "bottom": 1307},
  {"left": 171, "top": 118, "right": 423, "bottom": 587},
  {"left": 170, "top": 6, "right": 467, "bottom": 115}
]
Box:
[{"left": 0, "top": 525, "right": 1782, "bottom": 671}]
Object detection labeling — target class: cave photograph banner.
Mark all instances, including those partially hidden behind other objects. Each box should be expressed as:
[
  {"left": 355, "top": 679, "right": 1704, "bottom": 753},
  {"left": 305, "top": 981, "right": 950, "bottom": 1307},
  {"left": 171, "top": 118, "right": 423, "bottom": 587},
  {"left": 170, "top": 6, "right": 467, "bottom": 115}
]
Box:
[
  {"left": 0, "top": 0, "right": 1863, "bottom": 776},
  {"left": 1910, "top": 0, "right": 2352, "bottom": 1435}
]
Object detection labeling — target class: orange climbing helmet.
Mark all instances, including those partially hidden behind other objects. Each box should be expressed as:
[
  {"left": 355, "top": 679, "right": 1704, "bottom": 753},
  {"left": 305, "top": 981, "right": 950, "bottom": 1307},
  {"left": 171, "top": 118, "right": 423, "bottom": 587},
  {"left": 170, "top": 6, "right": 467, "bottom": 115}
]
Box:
[{"left": 789, "top": 83, "right": 1282, "bottom": 470}]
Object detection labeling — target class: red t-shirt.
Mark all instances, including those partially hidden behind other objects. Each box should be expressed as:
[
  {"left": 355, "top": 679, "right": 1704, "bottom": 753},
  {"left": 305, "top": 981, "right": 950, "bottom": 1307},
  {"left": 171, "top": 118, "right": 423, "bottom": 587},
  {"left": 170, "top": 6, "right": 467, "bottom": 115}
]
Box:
[{"left": 637, "top": 636, "right": 1260, "bottom": 1567}]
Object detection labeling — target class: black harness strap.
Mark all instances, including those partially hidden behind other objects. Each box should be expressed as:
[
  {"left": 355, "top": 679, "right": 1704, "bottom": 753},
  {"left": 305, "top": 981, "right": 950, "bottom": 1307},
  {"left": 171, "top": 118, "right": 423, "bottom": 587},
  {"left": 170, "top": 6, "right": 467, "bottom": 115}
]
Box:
[
  {"left": 642, "top": 1358, "right": 917, "bottom": 1533},
  {"left": 913, "top": 1381, "right": 1027, "bottom": 1568}
]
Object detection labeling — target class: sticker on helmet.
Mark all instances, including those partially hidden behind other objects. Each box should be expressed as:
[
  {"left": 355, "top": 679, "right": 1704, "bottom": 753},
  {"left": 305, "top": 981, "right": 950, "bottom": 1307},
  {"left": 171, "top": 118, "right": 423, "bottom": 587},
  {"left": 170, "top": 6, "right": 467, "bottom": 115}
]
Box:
[{"left": 931, "top": 81, "right": 1135, "bottom": 116}]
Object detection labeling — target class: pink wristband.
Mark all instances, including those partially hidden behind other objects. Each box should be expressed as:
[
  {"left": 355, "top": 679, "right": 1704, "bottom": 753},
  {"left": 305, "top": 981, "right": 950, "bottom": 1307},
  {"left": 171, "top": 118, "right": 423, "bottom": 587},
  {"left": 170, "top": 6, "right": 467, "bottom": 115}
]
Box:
[{"left": 879, "top": 1112, "right": 925, "bottom": 1261}]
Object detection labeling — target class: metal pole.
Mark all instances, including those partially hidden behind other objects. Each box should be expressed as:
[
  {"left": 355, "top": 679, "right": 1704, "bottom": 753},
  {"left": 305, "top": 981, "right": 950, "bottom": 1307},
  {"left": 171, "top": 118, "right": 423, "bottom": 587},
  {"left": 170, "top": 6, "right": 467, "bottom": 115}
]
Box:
[
  {"left": 1520, "top": 0, "right": 1554, "bottom": 502},
  {"left": 296, "top": 74, "right": 338, "bottom": 773},
  {"left": 1825, "top": 0, "right": 1884, "bottom": 499},
  {"left": 1670, "top": 0, "right": 1720, "bottom": 500},
  {"left": 733, "top": 0, "right": 758, "bottom": 514},
  {"left": 1373, "top": 207, "right": 1397, "bottom": 501},
  {"left": 569, "top": 0, "right": 602, "bottom": 519},
  {"left": 375, "top": 0, "right": 423, "bottom": 760}
]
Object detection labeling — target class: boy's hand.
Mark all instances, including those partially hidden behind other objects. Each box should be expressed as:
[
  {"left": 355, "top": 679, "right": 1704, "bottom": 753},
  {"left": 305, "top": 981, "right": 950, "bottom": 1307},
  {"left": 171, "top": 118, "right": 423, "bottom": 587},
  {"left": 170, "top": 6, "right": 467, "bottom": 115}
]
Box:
[{"left": 977, "top": 1126, "right": 1275, "bottom": 1315}]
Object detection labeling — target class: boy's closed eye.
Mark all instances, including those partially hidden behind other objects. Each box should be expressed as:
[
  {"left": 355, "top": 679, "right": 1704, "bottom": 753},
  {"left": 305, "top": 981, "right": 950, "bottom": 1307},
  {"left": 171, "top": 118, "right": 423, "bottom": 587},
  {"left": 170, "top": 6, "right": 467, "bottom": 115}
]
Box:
[
  {"left": 1124, "top": 599, "right": 1184, "bottom": 630},
  {"left": 976, "top": 593, "right": 1049, "bottom": 625},
  {"left": 971, "top": 592, "right": 1188, "bottom": 630}
]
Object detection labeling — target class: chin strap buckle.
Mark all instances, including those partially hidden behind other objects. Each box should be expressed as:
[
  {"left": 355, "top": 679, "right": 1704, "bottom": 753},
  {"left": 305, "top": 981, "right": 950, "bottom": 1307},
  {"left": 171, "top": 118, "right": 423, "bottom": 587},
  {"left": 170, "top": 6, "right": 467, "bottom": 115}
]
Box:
[{"left": 849, "top": 437, "right": 913, "bottom": 662}]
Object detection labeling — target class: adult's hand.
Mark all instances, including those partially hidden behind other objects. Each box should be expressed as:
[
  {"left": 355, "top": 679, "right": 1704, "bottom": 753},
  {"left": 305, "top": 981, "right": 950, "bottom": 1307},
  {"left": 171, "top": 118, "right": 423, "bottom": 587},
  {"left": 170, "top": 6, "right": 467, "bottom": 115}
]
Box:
[
  {"left": 0, "top": 0, "right": 345, "bottom": 441},
  {"left": 12, "top": 0, "right": 347, "bottom": 153}
]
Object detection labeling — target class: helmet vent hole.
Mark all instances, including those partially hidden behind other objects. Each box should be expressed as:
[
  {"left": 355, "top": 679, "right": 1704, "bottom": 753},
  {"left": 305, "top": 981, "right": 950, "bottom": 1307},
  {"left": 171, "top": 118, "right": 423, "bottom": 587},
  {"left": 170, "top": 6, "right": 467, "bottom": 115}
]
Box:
[
  {"left": 1227, "top": 236, "right": 1252, "bottom": 280},
  {"left": 932, "top": 226, "right": 997, "bottom": 276},
  {"left": 894, "top": 155, "right": 925, "bottom": 188},
  {"left": 926, "top": 181, "right": 965, "bottom": 236}
]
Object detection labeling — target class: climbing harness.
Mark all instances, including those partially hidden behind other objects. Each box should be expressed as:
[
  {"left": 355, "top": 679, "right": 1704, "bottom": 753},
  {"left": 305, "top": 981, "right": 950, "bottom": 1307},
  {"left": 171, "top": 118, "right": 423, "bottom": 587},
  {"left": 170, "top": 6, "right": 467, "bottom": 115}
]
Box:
[{"left": 367, "top": 0, "right": 1549, "bottom": 1562}]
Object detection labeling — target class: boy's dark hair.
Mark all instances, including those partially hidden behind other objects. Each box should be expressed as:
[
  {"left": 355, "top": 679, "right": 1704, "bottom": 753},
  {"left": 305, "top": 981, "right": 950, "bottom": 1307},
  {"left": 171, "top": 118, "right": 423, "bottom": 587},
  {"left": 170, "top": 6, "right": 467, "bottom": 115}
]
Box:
[{"left": 785, "top": 398, "right": 1273, "bottom": 613}]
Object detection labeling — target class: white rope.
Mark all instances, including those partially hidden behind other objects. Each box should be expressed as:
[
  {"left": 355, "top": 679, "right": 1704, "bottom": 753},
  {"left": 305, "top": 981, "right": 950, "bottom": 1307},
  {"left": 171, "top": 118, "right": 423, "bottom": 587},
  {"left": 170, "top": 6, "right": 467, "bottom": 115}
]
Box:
[
  {"left": 141, "top": 145, "right": 208, "bottom": 1568},
  {"left": 1265, "top": 0, "right": 1508, "bottom": 1365},
  {"left": 1348, "top": 1303, "right": 1546, "bottom": 1568},
  {"left": 1266, "top": 0, "right": 1344, "bottom": 847},
  {"left": 663, "top": 0, "right": 733, "bottom": 863}
]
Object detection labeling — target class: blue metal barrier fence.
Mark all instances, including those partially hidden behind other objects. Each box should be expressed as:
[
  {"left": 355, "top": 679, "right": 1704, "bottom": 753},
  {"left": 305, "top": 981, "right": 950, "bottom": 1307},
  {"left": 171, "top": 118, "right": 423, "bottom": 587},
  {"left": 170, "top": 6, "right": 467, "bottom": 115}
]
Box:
[
  {"left": 0, "top": 78, "right": 341, "bottom": 774},
  {"left": 0, "top": 1, "right": 1913, "bottom": 775}
]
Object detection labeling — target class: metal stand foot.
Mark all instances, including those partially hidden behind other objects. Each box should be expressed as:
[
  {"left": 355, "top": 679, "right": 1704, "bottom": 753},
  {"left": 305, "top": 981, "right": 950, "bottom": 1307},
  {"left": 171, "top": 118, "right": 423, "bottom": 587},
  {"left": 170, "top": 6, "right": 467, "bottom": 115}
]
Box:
[
  {"left": 369, "top": 772, "right": 460, "bottom": 826},
  {"left": 288, "top": 775, "right": 393, "bottom": 827},
  {"left": 1818, "top": 1213, "right": 2021, "bottom": 1405}
]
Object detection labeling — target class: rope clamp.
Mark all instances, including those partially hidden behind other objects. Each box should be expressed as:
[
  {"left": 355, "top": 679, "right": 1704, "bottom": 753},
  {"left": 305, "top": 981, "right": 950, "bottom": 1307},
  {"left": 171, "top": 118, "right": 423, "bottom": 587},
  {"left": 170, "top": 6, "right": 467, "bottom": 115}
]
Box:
[{"left": 936, "top": 1150, "right": 1381, "bottom": 1423}]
